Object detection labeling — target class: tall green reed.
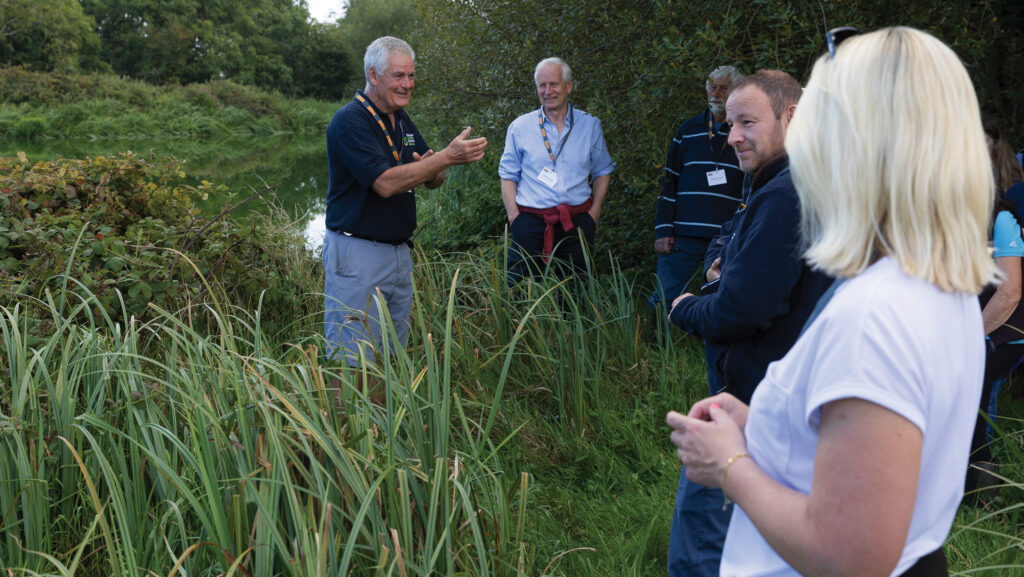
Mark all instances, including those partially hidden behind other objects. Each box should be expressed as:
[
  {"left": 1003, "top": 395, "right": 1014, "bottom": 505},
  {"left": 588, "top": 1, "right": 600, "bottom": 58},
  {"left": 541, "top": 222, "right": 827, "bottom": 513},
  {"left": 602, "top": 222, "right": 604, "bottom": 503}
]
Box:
[{"left": 0, "top": 262, "right": 535, "bottom": 575}]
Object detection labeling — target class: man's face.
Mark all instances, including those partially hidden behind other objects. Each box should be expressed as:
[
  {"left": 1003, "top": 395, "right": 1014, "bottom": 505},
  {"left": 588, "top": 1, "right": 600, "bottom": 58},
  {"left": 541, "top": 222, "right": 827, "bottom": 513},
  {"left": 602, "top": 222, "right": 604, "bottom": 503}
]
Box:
[
  {"left": 369, "top": 52, "right": 415, "bottom": 113},
  {"left": 536, "top": 63, "right": 572, "bottom": 115},
  {"left": 726, "top": 85, "right": 791, "bottom": 174},
  {"left": 706, "top": 76, "right": 732, "bottom": 116}
]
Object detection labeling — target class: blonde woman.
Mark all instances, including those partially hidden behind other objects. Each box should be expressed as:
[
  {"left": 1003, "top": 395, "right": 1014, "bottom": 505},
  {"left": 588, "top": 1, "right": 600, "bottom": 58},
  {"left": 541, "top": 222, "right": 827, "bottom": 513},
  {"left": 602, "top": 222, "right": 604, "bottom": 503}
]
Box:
[{"left": 667, "top": 27, "right": 995, "bottom": 577}]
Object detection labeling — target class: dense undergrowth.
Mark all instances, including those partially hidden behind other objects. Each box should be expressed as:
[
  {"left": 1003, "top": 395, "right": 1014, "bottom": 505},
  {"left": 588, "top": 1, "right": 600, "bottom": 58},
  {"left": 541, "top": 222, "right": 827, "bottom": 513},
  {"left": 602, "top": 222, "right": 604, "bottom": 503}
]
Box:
[
  {"left": 1, "top": 153, "right": 1022, "bottom": 574},
  {"left": 0, "top": 152, "right": 318, "bottom": 338},
  {"left": 0, "top": 68, "right": 337, "bottom": 140}
]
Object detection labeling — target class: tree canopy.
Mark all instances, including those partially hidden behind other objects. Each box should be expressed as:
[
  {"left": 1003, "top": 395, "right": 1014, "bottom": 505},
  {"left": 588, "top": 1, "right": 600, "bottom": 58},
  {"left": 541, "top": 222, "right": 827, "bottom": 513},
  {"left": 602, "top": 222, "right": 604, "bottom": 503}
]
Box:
[{"left": 0, "top": 0, "right": 101, "bottom": 72}]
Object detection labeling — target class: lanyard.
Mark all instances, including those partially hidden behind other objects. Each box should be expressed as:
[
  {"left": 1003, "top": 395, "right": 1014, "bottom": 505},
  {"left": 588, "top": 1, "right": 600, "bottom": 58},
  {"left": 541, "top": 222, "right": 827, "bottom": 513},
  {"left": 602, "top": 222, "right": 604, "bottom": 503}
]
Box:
[
  {"left": 355, "top": 92, "right": 401, "bottom": 163},
  {"left": 707, "top": 115, "right": 729, "bottom": 165},
  {"left": 538, "top": 105, "right": 574, "bottom": 165}
]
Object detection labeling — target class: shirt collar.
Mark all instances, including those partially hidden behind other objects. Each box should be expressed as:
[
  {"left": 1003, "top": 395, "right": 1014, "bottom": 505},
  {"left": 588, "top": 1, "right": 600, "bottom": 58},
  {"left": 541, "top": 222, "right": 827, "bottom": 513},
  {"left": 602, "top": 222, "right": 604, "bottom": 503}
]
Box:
[
  {"left": 355, "top": 89, "right": 406, "bottom": 125},
  {"left": 539, "top": 103, "right": 574, "bottom": 128}
]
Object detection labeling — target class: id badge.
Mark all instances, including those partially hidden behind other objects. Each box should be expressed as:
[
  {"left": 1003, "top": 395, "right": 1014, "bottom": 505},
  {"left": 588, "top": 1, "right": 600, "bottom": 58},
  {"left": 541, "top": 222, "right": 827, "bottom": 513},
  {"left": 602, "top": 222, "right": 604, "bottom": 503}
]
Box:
[
  {"left": 539, "top": 166, "right": 558, "bottom": 189},
  {"left": 707, "top": 169, "right": 727, "bottom": 186}
]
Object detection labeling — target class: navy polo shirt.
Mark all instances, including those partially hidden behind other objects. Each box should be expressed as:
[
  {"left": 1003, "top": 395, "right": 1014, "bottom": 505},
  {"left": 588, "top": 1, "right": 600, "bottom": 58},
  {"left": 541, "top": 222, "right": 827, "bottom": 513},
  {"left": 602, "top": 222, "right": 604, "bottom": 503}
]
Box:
[{"left": 325, "top": 90, "right": 431, "bottom": 242}]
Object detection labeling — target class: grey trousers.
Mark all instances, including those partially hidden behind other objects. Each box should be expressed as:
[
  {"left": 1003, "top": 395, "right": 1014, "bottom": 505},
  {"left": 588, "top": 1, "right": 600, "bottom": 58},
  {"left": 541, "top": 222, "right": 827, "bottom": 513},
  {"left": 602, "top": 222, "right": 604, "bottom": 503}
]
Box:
[{"left": 323, "top": 230, "right": 413, "bottom": 366}]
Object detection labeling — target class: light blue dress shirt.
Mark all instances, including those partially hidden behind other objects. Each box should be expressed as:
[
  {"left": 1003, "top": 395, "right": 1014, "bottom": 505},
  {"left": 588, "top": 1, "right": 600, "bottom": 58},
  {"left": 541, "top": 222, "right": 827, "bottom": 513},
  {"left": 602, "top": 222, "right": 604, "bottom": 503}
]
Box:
[{"left": 498, "top": 105, "right": 616, "bottom": 208}]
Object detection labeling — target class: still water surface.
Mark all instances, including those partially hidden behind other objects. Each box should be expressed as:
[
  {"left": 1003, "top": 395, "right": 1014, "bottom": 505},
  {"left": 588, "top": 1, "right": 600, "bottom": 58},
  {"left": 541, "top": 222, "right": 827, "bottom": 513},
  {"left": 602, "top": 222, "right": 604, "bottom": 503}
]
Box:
[{"left": 4, "top": 134, "right": 330, "bottom": 250}]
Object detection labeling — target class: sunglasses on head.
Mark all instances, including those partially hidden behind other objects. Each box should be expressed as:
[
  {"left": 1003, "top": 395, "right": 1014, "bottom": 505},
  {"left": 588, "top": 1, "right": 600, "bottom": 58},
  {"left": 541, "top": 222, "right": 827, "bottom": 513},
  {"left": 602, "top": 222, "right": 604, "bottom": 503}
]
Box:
[{"left": 821, "top": 26, "right": 862, "bottom": 59}]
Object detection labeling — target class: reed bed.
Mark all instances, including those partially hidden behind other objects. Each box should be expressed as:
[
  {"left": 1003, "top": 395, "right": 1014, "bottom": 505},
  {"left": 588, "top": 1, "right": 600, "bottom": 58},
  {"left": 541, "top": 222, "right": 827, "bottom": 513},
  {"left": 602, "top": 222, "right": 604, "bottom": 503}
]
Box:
[{"left": 1, "top": 244, "right": 1021, "bottom": 575}]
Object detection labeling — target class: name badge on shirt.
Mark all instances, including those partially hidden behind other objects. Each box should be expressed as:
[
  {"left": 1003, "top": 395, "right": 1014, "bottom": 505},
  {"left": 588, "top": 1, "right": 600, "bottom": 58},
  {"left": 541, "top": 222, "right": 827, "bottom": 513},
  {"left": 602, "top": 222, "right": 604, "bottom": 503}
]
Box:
[
  {"left": 404, "top": 133, "right": 416, "bottom": 147},
  {"left": 707, "top": 169, "right": 727, "bottom": 186},
  {"left": 538, "top": 166, "right": 559, "bottom": 189}
]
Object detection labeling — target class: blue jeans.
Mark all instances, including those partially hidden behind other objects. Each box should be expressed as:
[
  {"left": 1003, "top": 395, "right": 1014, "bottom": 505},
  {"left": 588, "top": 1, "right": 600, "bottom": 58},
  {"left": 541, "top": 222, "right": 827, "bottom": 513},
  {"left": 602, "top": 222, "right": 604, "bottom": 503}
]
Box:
[
  {"left": 668, "top": 467, "right": 732, "bottom": 577},
  {"left": 650, "top": 236, "right": 711, "bottom": 311}
]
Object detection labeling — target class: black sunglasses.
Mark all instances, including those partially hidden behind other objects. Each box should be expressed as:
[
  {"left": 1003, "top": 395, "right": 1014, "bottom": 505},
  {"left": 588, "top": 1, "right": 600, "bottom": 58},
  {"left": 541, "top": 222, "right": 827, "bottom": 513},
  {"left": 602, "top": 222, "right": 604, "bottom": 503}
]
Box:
[{"left": 821, "top": 26, "right": 862, "bottom": 59}]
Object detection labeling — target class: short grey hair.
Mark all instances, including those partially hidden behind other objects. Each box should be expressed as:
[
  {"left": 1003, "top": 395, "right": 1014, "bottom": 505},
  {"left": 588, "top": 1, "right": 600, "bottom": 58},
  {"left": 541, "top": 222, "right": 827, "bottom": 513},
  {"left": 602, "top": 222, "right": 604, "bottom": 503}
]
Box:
[
  {"left": 534, "top": 57, "right": 573, "bottom": 85},
  {"left": 705, "top": 65, "right": 744, "bottom": 90},
  {"left": 364, "top": 36, "right": 415, "bottom": 89}
]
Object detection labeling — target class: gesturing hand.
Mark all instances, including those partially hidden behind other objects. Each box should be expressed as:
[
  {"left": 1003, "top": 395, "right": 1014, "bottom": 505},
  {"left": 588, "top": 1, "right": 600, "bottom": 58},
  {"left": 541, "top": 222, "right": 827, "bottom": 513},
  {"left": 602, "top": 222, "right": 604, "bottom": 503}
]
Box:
[{"left": 443, "top": 126, "right": 487, "bottom": 165}]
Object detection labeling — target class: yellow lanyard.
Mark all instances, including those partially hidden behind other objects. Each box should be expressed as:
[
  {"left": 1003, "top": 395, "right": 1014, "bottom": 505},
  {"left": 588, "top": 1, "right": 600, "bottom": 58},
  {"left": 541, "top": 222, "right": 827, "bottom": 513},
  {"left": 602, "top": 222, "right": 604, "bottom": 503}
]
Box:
[
  {"left": 538, "top": 105, "right": 574, "bottom": 165},
  {"left": 708, "top": 117, "right": 729, "bottom": 160},
  {"left": 356, "top": 92, "right": 401, "bottom": 163}
]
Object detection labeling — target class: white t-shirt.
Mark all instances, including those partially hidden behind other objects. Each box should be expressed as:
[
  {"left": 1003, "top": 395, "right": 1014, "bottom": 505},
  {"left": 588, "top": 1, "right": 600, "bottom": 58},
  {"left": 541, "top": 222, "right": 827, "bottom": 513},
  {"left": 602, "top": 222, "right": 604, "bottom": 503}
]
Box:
[{"left": 720, "top": 257, "right": 984, "bottom": 577}]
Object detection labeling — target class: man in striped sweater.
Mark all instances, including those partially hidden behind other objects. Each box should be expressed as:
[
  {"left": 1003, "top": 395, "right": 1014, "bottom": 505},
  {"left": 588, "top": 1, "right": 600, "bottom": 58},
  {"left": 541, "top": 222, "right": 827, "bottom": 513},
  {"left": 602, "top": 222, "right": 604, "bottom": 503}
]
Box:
[{"left": 651, "top": 66, "right": 745, "bottom": 312}]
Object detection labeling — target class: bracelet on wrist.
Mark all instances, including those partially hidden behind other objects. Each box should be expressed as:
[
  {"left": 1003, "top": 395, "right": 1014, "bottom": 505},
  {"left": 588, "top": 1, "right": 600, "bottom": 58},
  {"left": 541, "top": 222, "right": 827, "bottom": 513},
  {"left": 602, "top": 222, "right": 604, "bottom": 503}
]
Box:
[{"left": 721, "top": 452, "right": 751, "bottom": 510}]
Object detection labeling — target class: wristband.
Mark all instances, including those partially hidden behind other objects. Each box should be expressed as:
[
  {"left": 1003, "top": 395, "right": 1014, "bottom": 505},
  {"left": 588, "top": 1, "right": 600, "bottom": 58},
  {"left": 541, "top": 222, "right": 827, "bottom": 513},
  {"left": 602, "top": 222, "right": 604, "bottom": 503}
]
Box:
[{"left": 721, "top": 452, "right": 751, "bottom": 510}]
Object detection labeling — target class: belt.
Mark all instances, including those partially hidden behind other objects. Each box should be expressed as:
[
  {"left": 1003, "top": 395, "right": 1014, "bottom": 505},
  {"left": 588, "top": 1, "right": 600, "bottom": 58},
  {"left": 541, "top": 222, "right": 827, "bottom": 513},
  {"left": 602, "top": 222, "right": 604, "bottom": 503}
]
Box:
[{"left": 334, "top": 229, "right": 411, "bottom": 247}]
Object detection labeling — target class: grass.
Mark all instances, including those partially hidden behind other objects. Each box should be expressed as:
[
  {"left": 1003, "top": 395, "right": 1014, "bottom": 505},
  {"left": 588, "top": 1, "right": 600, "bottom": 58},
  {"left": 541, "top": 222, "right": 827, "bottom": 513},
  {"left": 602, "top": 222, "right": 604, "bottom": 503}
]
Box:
[
  {"left": 0, "top": 68, "right": 339, "bottom": 141},
  {"left": 0, "top": 222, "right": 1021, "bottom": 574}
]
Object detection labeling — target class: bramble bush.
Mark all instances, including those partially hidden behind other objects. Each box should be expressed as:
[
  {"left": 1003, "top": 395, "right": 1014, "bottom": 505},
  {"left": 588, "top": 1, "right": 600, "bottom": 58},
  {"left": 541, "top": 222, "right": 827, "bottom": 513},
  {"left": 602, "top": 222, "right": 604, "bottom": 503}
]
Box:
[{"left": 0, "top": 151, "right": 321, "bottom": 338}]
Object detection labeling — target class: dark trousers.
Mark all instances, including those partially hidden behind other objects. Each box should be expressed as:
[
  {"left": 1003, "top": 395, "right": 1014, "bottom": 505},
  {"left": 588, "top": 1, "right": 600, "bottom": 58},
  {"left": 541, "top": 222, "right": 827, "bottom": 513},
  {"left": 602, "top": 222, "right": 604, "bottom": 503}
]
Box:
[
  {"left": 507, "top": 212, "right": 596, "bottom": 286},
  {"left": 649, "top": 235, "right": 711, "bottom": 311},
  {"left": 970, "top": 342, "right": 1024, "bottom": 463}
]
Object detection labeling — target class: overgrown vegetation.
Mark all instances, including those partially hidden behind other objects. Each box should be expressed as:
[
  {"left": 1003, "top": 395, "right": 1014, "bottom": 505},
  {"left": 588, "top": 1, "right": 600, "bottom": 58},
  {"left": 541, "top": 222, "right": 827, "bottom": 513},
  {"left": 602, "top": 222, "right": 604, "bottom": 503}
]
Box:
[
  {"left": 0, "top": 68, "right": 337, "bottom": 140},
  {"left": 0, "top": 153, "right": 319, "bottom": 337},
  {"left": 1, "top": 153, "right": 1022, "bottom": 574}
]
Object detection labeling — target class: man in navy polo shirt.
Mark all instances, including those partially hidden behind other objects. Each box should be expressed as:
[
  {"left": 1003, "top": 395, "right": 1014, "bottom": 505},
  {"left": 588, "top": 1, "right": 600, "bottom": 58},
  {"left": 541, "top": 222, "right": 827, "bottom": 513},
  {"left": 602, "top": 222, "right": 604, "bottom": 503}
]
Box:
[{"left": 324, "top": 36, "right": 487, "bottom": 366}]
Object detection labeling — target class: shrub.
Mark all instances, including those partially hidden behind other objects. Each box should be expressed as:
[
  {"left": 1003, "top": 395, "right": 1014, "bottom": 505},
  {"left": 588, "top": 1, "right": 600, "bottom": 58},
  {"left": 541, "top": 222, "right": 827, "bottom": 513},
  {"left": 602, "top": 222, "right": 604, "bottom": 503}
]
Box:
[{"left": 0, "top": 152, "right": 319, "bottom": 335}]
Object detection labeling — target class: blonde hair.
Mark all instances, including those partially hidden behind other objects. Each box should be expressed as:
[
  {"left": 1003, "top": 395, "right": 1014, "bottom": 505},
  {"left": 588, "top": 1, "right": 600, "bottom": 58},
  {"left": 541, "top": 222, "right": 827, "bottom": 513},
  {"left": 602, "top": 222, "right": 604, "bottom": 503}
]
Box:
[{"left": 787, "top": 27, "right": 996, "bottom": 294}]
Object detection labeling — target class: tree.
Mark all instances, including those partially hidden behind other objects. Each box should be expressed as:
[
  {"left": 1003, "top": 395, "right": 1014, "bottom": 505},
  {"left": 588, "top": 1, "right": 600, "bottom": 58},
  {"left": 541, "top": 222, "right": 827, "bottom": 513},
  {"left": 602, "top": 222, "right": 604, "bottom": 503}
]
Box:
[
  {"left": 0, "top": 0, "right": 100, "bottom": 72},
  {"left": 81, "top": 0, "right": 335, "bottom": 95},
  {"left": 339, "top": 0, "right": 419, "bottom": 92},
  {"left": 290, "top": 22, "right": 357, "bottom": 101}
]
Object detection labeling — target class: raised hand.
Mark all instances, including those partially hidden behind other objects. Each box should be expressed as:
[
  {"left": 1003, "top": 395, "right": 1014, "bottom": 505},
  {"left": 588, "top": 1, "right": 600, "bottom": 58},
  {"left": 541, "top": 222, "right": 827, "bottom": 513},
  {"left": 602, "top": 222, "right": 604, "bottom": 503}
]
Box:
[{"left": 442, "top": 126, "right": 487, "bottom": 165}]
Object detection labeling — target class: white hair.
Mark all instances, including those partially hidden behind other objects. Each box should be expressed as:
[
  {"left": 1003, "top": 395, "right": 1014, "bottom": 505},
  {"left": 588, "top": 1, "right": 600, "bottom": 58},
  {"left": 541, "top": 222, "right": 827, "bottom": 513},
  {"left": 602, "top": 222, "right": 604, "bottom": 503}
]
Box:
[
  {"left": 705, "top": 65, "right": 744, "bottom": 89},
  {"left": 364, "top": 36, "right": 415, "bottom": 89},
  {"left": 787, "top": 27, "right": 996, "bottom": 294},
  {"left": 534, "top": 57, "right": 573, "bottom": 85}
]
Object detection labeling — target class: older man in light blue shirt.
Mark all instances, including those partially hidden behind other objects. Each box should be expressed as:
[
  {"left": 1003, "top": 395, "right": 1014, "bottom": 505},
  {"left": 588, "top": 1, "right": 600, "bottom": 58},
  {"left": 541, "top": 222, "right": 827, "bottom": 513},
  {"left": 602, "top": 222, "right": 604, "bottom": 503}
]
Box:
[{"left": 499, "top": 57, "right": 616, "bottom": 284}]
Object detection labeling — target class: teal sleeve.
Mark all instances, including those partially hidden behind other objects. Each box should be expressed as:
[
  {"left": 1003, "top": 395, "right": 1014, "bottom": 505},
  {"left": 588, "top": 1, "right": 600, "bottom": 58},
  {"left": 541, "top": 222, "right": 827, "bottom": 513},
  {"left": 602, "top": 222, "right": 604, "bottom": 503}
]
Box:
[{"left": 993, "top": 211, "right": 1024, "bottom": 258}]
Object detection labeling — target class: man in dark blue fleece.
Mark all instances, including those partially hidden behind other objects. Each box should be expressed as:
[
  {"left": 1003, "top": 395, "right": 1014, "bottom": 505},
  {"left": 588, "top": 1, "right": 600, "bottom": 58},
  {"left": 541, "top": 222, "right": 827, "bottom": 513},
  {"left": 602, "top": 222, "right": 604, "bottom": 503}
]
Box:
[{"left": 665, "top": 70, "right": 832, "bottom": 577}]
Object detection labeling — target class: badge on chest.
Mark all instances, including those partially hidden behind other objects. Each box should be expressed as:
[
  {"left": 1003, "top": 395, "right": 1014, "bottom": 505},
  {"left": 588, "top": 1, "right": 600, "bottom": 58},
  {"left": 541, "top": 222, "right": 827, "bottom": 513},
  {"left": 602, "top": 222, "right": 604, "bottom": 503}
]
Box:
[{"left": 539, "top": 166, "right": 559, "bottom": 189}]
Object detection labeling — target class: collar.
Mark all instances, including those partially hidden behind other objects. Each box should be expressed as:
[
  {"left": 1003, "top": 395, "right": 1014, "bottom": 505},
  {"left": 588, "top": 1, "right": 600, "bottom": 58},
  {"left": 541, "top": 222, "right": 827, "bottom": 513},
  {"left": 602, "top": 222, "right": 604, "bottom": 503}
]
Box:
[
  {"left": 702, "top": 107, "right": 728, "bottom": 133},
  {"left": 750, "top": 154, "right": 790, "bottom": 191},
  {"left": 355, "top": 89, "right": 405, "bottom": 124},
  {"left": 539, "top": 103, "right": 573, "bottom": 127},
  {"left": 704, "top": 107, "right": 729, "bottom": 128}
]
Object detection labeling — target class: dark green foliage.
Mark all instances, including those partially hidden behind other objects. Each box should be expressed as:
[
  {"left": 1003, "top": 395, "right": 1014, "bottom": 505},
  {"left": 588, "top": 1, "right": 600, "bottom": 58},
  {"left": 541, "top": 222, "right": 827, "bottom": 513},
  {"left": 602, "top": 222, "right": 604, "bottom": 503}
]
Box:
[
  {"left": 412, "top": 0, "right": 1024, "bottom": 270},
  {"left": 75, "top": 0, "right": 358, "bottom": 99},
  {"left": 290, "top": 23, "right": 359, "bottom": 101},
  {"left": 0, "top": 152, "right": 320, "bottom": 336},
  {"left": 0, "top": 0, "right": 102, "bottom": 72},
  {"left": 338, "top": 0, "right": 421, "bottom": 92}
]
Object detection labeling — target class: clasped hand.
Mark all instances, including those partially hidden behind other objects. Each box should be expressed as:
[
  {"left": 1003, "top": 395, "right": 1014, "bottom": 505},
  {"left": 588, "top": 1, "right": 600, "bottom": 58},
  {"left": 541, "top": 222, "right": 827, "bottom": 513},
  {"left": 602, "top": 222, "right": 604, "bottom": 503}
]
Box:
[{"left": 666, "top": 393, "right": 749, "bottom": 488}]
